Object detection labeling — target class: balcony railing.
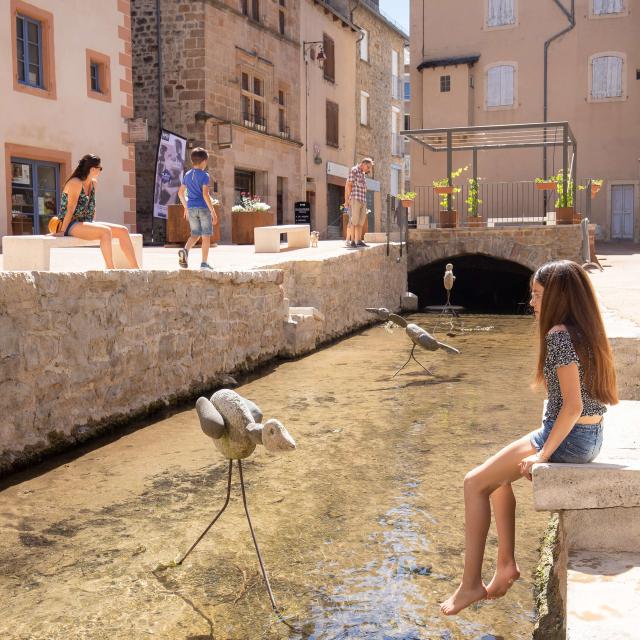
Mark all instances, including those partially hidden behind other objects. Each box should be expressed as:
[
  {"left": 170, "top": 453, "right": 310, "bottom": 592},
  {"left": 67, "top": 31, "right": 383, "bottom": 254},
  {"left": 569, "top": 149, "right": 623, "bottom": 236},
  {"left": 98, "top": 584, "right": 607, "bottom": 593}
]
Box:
[
  {"left": 242, "top": 111, "right": 267, "bottom": 132},
  {"left": 391, "top": 74, "right": 403, "bottom": 100},
  {"left": 410, "top": 181, "right": 594, "bottom": 228},
  {"left": 277, "top": 126, "right": 291, "bottom": 140},
  {"left": 391, "top": 133, "right": 405, "bottom": 157}
]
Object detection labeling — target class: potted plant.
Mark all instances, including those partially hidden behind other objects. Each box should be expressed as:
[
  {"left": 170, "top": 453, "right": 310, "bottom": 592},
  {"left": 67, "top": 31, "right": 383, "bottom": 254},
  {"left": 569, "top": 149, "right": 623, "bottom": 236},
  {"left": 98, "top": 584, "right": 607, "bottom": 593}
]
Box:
[
  {"left": 231, "top": 194, "right": 275, "bottom": 244},
  {"left": 550, "top": 171, "right": 585, "bottom": 225},
  {"left": 433, "top": 166, "right": 468, "bottom": 228},
  {"left": 465, "top": 177, "right": 485, "bottom": 227},
  {"left": 590, "top": 179, "right": 603, "bottom": 199},
  {"left": 396, "top": 191, "right": 416, "bottom": 208},
  {"left": 535, "top": 177, "right": 556, "bottom": 191}
]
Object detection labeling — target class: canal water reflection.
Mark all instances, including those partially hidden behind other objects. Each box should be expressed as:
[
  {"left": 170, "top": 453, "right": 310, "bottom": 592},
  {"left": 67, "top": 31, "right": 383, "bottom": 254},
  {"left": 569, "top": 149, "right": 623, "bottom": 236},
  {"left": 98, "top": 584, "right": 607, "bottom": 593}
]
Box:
[{"left": 0, "top": 315, "right": 548, "bottom": 639}]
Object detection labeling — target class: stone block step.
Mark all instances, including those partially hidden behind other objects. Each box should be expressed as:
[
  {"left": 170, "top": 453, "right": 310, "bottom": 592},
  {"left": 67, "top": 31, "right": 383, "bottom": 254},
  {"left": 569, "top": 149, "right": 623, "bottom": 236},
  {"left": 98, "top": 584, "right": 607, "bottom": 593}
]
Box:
[
  {"left": 533, "top": 400, "right": 640, "bottom": 511},
  {"left": 566, "top": 550, "right": 640, "bottom": 639}
]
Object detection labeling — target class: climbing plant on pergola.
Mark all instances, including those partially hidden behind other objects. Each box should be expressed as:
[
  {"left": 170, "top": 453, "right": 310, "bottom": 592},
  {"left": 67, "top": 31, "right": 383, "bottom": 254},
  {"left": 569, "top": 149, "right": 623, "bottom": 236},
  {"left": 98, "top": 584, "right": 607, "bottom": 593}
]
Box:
[{"left": 401, "top": 121, "right": 578, "bottom": 211}]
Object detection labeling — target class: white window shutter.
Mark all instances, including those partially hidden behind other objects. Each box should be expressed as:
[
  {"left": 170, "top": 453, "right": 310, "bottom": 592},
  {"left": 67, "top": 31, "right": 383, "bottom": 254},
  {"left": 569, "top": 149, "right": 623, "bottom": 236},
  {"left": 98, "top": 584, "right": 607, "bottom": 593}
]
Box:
[
  {"left": 501, "top": 65, "right": 514, "bottom": 105},
  {"left": 487, "top": 0, "right": 516, "bottom": 26},
  {"left": 592, "top": 57, "right": 607, "bottom": 97},
  {"left": 592, "top": 55, "right": 622, "bottom": 98},
  {"left": 487, "top": 67, "right": 500, "bottom": 106},
  {"left": 593, "top": 0, "right": 624, "bottom": 14},
  {"left": 607, "top": 56, "right": 623, "bottom": 97}
]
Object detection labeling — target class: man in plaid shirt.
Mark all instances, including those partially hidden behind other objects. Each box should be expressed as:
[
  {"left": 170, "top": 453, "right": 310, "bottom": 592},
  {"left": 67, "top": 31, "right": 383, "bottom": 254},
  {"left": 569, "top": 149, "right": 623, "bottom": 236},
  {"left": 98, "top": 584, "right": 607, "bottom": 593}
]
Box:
[{"left": 344, "top": 157, "right": 373, "bottom": 248}]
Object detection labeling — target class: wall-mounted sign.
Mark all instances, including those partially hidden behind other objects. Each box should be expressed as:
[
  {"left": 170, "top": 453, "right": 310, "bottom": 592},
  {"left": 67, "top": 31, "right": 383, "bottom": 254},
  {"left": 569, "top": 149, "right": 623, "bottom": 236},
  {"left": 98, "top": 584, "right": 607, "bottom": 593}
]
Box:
[{"left": 128, "top": 118, "right": 149, "bottom": 143}]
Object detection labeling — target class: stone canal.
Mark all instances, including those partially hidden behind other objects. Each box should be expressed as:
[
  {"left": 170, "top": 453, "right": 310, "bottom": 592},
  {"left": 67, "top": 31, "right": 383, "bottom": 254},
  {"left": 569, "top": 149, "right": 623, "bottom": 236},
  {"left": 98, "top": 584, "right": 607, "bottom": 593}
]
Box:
[{"left": 0, "top": 314, "right": 549, "bottom": 639}]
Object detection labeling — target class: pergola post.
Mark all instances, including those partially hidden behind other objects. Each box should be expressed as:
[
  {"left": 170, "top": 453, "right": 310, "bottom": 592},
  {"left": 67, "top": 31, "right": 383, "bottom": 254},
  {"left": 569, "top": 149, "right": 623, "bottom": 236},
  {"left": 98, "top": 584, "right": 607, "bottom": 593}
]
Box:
[
  {"left": 562, "top": 123, "right": 569, "bottom": 208},
  {"left": 446, "top": 130, "right": 453, "bottom": 212},
  {"left": 572, "top": 139, "right": 578, "bottom": 212}
]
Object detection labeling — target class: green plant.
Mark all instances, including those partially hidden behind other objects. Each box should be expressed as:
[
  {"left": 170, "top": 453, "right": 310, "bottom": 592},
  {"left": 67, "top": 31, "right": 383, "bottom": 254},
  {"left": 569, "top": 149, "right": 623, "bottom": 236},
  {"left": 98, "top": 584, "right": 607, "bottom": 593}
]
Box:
[
  {"left": 465, "top": 178, "right": 483, "bottom": 216},
  {"left": 548, "top": 171, "right": 585, "bottom": 208},
  {"left": 396, "top": 191, "right": 416, "bottom": 201},
  {"left": 591, "top": 179, "right": 603, "bottom": 187},
  {"left": 433, "top": 166, "right": 468, "bottom": 208},
  {"left": 534, "top": 177, "right": 554, "bottom": 184}
]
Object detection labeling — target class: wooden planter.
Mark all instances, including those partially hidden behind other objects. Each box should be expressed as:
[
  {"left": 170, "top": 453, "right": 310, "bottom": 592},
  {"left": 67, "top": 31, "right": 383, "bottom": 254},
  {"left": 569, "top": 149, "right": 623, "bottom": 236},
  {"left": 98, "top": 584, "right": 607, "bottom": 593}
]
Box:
[
  {"left": 231, "top": 210, "right": 275, "bottom": 244},
  {"left": 439, "top": 210, "right": 458, "bottom": 228},
  {"left": 167, "top": 204, "right": 221, "bottom": 245},
  {"left": 341, "top": 213, "right": 368, "bottom": 238},
  {"left": 591, "top": 184, "right": 602, "bottom": 199},
  {"left": 555, "top": 206, "right": 576, "bottom": 225},
  {"left": 466, "top": 216, "right": 486, "bottom": 228},
  {"left": 434, "top": 186, "right": 454, "bottom": 195},
  {"left": 535, "top": 182, "right": 556, "bottom": 191}
]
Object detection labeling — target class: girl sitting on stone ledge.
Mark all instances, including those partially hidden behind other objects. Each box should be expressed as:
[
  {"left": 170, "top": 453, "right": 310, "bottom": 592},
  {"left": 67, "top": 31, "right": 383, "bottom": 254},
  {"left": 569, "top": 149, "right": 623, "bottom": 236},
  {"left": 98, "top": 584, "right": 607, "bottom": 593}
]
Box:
[
  {"left": 441, "top": 260, "right": 618, "bottom": 616},
  {"left": 52, "top": 154, "right": 139, "bottom": 269}
]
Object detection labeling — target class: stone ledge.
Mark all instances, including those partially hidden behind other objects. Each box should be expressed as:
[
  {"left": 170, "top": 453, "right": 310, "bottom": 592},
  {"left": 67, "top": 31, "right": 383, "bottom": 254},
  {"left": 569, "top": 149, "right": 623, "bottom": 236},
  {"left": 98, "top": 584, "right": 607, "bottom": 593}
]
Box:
[
  {"left": 566, "top": 550, "right": 640, "bottom": 640},
  {"left": 533, "top": 401, "right": 640, "bottom": 511}
]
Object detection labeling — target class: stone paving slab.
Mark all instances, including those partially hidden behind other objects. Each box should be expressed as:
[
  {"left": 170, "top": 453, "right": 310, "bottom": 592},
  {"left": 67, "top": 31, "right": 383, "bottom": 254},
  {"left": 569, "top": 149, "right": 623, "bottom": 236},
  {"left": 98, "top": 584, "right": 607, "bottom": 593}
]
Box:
[
  {"left": 533, "top": 401, "right": 640, "bottom": 511},
  {"left": 566, "top": 550, "right": 640, "bottom": 639}
]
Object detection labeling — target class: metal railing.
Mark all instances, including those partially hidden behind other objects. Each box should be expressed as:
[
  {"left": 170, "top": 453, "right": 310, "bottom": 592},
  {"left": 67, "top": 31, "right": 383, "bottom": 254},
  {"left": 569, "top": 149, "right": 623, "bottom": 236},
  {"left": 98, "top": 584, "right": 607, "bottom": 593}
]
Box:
[
  {"left": 277, "top": 126, "right": 291, "bottom": 139},
  {"left": 410, "top": 181, "right": 594, "bottom": 228},
  {"left": 392, "top": 133, "right": 405, "bottom": 157},
  {"left": 242, "top": 111, "right": 267, "bottom": 132}
]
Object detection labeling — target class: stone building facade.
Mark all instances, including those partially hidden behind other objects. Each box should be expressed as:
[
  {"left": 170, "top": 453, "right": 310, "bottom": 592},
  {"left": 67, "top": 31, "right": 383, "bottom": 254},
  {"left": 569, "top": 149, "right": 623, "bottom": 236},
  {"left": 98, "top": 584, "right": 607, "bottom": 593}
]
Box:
[
  {"left": 352, "top": 0, "right": 408, "bottom": 232},
  {"left": 1, "top": 0, "right": 135, "bottom": 242},
  {"left": 132, "top": 0, "right": 303, "bottom": 243}
]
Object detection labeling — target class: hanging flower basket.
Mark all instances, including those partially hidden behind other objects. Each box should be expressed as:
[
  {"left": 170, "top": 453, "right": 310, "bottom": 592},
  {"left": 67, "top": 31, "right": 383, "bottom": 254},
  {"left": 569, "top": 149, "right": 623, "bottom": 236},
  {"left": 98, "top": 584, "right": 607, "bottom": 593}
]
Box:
[
  {"left": 434, "top": 186, "right": 455, "bottom": 195},
  {"left": 535, "top": 182, "right": 556, "bottom": 191}
]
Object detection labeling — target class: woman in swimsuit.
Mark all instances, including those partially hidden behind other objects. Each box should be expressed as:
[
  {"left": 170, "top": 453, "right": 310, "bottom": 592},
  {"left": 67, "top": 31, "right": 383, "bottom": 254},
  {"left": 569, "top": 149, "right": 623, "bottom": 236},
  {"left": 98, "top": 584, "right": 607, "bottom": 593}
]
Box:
[
  {"left": 55, "top": 154, "right": 139, "bottom": 269},
  {"left": 440, "top": 260, "right": 618, "bottom": 615}
]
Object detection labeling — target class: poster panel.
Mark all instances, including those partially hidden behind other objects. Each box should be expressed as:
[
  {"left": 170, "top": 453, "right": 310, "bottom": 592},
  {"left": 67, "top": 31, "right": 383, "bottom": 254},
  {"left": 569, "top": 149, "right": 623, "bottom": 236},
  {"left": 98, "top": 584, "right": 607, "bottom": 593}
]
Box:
[{"left": 153, "top": 129, "right": 187, "bottom": 219}]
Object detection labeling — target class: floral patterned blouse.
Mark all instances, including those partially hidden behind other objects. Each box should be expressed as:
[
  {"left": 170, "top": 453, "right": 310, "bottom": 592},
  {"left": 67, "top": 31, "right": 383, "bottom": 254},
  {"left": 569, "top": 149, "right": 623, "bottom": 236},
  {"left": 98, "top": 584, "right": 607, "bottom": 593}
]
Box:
[
  {"left": 57, "top": 184, "right": 96, "bottom": 223},
  {"left": 543, "top": 328, "right": 606, "bottom": 422}
]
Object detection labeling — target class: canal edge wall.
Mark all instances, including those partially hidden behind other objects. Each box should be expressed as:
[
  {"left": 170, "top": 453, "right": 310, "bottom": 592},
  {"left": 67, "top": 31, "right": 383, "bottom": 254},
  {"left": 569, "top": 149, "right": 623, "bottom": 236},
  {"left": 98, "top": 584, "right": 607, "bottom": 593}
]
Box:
[{"left": 0, "top": 245, "right": 407, "bottom": 474}]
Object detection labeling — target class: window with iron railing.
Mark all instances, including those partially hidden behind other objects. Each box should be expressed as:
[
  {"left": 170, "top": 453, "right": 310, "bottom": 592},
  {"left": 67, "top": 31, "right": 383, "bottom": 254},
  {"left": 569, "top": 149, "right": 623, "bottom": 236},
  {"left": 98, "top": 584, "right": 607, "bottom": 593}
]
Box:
[
  {"left": 278, "top": 89, "right": 289, "bottom": 138},
  {"left": 241, "top": 71, "right": 266, "bottom": 131}
]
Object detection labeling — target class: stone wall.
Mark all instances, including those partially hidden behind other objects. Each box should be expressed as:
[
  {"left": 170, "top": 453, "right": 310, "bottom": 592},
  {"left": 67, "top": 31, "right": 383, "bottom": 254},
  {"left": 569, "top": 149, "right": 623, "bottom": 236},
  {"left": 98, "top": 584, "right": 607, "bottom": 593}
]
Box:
[
  {"left": 407, "top": 226, "right": 584, "bottom": 273},
  {"left": 0, "top": 246, "right": 406, "bottom": 473}
]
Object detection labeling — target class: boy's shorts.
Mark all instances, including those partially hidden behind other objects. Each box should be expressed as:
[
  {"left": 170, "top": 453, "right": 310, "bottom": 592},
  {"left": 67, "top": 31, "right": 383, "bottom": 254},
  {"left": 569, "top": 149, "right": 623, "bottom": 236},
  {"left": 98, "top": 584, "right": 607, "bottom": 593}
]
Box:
[{"left": 188, "top": 207, "right": 212, "bottom": 237}]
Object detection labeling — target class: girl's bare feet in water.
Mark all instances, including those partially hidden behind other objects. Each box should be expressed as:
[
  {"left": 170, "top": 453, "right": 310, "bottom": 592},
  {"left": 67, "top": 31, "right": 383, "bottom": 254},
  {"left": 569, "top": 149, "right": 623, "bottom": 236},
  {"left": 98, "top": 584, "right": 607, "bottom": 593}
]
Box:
[
  {"left": 486, "top": 563, "right": 520, "bottom": 599},
  {"left": 440, "top": 582, "right": 488, "bottom": 615}
]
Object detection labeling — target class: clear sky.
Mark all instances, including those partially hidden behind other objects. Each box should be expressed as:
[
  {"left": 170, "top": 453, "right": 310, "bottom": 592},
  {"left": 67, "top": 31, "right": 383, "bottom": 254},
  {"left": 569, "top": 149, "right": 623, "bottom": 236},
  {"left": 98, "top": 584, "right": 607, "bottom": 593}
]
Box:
[{"left": 378, "top": 0, "right": 409, "bottom": 33}]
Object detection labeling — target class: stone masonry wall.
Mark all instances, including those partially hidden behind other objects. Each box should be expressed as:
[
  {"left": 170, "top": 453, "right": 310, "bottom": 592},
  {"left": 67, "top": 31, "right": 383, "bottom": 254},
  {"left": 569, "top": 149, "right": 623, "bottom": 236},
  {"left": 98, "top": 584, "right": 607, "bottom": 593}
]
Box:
[
  {"left": 407, "top": 226, "right": 584, "bottom": 273},
  {"left": 0, "top": 246, "right": 406, "bottom": 473}
]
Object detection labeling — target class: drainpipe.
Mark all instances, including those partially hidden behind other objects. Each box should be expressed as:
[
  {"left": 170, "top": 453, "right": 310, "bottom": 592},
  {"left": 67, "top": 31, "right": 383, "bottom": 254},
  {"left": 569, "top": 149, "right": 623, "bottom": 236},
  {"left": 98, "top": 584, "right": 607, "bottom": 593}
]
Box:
[{"left": 543, "top": 0, "right": 574, "bottom": 180}]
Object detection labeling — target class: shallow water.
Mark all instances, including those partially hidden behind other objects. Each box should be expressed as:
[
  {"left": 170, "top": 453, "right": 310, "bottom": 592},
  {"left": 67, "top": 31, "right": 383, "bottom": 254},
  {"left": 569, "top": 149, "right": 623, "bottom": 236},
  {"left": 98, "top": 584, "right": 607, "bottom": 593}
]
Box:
[{"left": 0, "top": 314, "right": 548, "bottom": 640}]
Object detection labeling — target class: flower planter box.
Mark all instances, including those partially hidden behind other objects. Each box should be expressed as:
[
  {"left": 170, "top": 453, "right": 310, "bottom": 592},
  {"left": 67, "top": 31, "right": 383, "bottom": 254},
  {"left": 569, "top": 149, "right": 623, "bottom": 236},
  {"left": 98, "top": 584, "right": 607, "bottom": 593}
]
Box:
[
  {"left": 401, "top": 199, "right": 414, "bottom": 208},
  {"left": 439, "top": 210, "right": 458, "bottom": 228},
  {"left": 466, "top": 216, "right": 486, "bottom": 228},
  {"left": 434, "top": 186, "right": 454, "bottom": 195},
  {"left": 555, "top": 207, "right": 576, "bottom": 225},
  {"left": 535, "top": 182, "right": 556, "bottom": 191},
  {"left": 341, "top": 213, "right": 368, "bottom": 238},
  {"left": 231, "top": 210, "right": 275, "bottom": 244}
]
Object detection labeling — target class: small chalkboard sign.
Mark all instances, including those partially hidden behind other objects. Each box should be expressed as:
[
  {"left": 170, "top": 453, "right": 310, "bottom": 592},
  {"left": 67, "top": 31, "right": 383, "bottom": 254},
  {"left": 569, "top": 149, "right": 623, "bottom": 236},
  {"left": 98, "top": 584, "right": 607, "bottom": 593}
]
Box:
[{"left": 294, "top": 201, "right": 311, "bottom": 225}]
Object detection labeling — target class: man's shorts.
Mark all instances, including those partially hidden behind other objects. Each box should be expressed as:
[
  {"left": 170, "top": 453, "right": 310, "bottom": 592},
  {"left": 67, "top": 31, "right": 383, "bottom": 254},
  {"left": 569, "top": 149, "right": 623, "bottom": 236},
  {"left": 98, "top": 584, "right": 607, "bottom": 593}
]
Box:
[
  {"left": 349, "top": 200, "right": 367, "bottom": 226},
  {"left": 188, "top": 207, "right": 212, "bottom": 237}
]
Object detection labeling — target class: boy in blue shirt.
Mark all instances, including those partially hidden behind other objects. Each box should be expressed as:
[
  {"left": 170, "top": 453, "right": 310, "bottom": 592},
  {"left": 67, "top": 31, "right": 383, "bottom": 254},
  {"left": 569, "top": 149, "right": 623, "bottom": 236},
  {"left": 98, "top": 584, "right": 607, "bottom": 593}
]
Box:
[{"left": 177, "top": 147, "right": 218, "bottom": 269}]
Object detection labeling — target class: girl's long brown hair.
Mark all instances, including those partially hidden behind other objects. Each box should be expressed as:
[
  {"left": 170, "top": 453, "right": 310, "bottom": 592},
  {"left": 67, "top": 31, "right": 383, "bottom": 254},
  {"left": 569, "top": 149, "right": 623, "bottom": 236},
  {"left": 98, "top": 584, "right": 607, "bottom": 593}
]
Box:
[{"left": 534, "top": 260, "right": 618, "bottom": 405}]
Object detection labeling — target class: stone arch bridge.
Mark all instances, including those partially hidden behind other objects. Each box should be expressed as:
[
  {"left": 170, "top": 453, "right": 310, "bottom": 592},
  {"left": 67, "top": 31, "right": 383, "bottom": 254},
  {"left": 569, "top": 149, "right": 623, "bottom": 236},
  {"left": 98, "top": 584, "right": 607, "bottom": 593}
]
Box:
[{"left": 407, "top": 226, "right": 583, "bottom": 273}]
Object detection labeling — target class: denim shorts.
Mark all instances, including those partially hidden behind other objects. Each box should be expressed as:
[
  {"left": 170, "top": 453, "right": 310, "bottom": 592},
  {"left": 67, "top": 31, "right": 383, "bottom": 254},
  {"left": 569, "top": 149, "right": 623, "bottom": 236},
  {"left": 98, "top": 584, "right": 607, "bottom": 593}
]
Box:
[
  {"left": 530, "top": 417, "right": 603, "bottom": 464},
  {"left": 188, "top": 207, "right": 212, "bottom": 237}
]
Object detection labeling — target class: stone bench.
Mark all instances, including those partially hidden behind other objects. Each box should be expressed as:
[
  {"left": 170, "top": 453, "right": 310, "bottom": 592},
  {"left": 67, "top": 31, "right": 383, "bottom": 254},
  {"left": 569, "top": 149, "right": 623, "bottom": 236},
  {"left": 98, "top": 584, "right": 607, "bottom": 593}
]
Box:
[
  {"left": 533, "top": 400, "right": 640, "bottom": 639},
  {"left": 2, "top": 234, "right": 144, "bottom": 271},
  {"left": 254, "top": 224, "right": 310, "bottom": 253}
]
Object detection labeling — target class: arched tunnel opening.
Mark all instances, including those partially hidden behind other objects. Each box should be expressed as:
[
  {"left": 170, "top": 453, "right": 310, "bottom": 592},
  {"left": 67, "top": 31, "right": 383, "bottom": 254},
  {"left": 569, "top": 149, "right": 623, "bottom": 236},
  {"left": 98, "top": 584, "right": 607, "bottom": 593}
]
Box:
[{"left": 409, "top": 254, "right": 534, "bottom": 314}]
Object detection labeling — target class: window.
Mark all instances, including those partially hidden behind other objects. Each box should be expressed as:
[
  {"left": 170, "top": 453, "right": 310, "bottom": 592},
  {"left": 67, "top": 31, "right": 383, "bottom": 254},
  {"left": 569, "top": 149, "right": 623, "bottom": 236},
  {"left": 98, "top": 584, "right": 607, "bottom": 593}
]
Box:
[
  {"left": 12, "top": 2, "right": 56, "bottom": 99},
  {"left": 590, "top": 55, "right": 623, "bottom": 99},
  {"left": 486, "top": 0, "right": 516, "bottom": 27},
  {"left": 10, "top": 158, "right": 59, "bottom": 235},
  {"left": 360, "top": 91, "right": 369, "bottom": 126},
  {"left": 391, "top": 49, "right": 400, "bottom": 99},
  {"left": 360, "top": 28, "right": 369, "bottom": 62},
  {"left": 404, "top": 79, "right": 411, "bottom": 101},
  {"left": 86, "top": 49, "right": 111, "bottom": 102},
  {"left": 278, "top": 89, "right": 289, "bottom": 137},
  {"left": 241, "top": 0, "right": 259, "bottom": 21},
  {"left": 440, "top": 75, "right": 451, "bottom": 92},
  {"left": 323, "top": 34, "right": 335, "bottom": 83},
  {"left": 279, "top": 9, "right": 285, "bottom": 35},
  {"left": 241, "top": 71, "right": 266, "bottom": 131},
  {"left": 326, "top": 100, "right": 339, "bottom": 147},
  {"left": 404, "top": 114, "right": 410, "bottom": 130},
  {"left": 16, "top": 14, "right": 42, "bottom": 87},
  {"left": 486, "top": 64, "right": 515, "bottom": 107},
  {"left": 592, "top": 0, "right": 624, "bottom": 15}
]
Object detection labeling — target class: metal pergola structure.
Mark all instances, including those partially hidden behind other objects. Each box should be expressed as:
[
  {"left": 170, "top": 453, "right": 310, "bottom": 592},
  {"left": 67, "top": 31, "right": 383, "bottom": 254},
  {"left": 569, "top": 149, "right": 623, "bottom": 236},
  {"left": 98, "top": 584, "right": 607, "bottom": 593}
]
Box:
[{"left": 401, "top": 121, "right": 578, "bottom": 211}]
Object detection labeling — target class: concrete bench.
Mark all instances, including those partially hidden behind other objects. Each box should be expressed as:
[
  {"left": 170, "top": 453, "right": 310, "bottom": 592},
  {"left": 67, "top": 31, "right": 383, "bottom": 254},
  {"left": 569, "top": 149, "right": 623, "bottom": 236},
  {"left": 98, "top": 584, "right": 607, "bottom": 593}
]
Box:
[
  {"left": 254, "top": 224, "right": 310, "bottom": 253},
  {"left": 2, "top": 234, "right": 143, "bottom": 271}
]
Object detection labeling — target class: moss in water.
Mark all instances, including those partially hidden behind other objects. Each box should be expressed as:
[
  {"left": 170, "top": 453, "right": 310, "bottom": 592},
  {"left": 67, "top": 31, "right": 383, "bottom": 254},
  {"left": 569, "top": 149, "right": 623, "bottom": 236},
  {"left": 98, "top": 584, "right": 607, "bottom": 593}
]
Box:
[{"left": 533, "top": 513, "right": 564, "bottom": 640}]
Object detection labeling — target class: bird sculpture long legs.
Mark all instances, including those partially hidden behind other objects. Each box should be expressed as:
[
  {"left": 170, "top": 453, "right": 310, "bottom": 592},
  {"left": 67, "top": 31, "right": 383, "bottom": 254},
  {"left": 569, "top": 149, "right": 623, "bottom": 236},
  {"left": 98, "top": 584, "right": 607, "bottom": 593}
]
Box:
[
  {"left": 176, "top": 459, "right": 279, "bottom": 611},
  {"left": 392, "top": 343, "right": 434, "bottom": 377}
]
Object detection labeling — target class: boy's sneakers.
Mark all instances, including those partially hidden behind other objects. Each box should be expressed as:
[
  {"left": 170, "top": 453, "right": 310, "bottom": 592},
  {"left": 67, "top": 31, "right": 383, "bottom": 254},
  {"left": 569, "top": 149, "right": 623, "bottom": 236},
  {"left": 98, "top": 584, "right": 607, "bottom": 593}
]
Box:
[
  {"left": 178, "top": 248, "right": 188, "bottom": 268},
  {"left": 200, "top": 262, "right": 213, "bottom": 270}
]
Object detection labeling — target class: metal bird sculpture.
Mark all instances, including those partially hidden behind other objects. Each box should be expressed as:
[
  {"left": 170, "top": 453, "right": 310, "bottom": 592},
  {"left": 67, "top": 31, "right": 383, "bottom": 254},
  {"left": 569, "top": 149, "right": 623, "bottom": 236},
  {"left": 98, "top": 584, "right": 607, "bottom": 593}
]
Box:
[
  {"left": 444, "top": 263, "right": 456, "bottom": 305},
  {"left": 170, "top": 389, "right": 295, "bottom": 612},
  {"left": 365, "top": 307, "right": 392, "bottom": 321}
]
